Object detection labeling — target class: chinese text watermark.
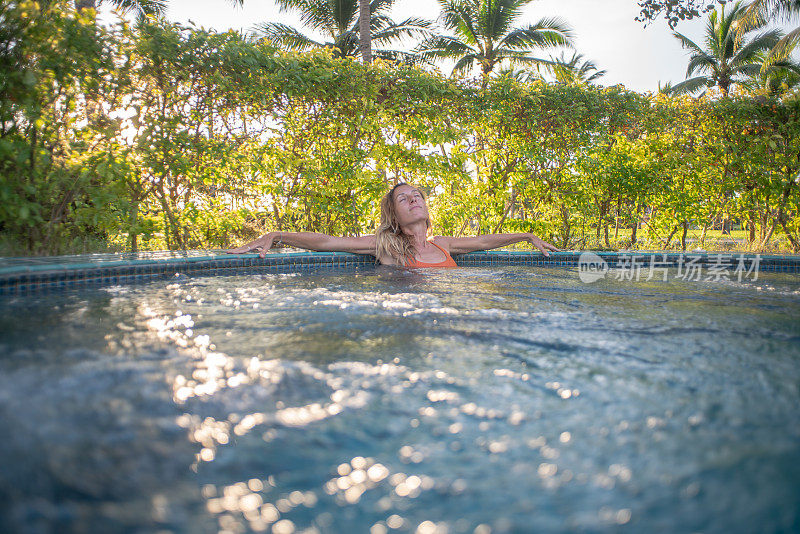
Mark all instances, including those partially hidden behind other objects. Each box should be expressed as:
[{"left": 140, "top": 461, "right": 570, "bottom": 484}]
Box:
[{"left": 578, "top": 252, "right": 761, "bottom": 284}]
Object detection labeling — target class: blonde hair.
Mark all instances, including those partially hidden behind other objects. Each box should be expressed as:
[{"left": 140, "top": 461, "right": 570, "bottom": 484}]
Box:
[{"left": 375, "top": 183, "right": 431, "bottom": 266}]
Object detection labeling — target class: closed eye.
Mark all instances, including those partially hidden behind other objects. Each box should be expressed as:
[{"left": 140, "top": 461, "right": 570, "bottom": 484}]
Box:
[{"left": 396, "top": 191, "right": 422, "bottom": 204}]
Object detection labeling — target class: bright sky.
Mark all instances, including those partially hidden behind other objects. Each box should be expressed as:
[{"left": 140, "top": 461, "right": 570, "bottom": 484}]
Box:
[{"left": 152, "top": 0, "right": 729, "bottom": 93}]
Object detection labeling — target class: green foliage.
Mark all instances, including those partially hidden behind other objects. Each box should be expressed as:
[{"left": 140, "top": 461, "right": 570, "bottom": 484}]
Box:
[{"left": 1, "top": 4, "right": 799, "bottom": 256}]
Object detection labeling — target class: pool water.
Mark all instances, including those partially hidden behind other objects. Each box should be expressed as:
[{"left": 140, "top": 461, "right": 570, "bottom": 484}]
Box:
[{"left": 1, "top": 265, "right": 799, "bottom": 533}]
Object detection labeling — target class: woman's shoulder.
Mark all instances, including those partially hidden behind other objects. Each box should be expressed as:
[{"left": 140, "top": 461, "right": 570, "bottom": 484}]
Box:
[{"left": 430, "top": 236, "right": 454, "bottom": 249}]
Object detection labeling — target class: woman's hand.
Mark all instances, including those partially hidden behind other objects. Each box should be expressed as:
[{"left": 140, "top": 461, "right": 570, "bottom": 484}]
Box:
[
  {"left": 226, "top": 232, "right": 277, "bottom": 258},
  {"left": 528, "top": 234, "right": 561, "bottom": 256}
]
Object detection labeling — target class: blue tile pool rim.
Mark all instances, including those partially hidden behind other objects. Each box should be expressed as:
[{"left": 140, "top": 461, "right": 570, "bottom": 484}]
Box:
[{"left": 0, "top": 249, "right": 798, "bottom": 295}]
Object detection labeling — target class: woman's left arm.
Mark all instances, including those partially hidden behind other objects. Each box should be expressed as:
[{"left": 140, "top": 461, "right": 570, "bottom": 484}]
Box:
[{"left": 436, "top": 233, "right": 560, "bottom": 256}]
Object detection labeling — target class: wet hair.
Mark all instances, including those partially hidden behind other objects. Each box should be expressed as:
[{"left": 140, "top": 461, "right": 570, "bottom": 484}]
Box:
[{"left": 375, "top": 183, "right": 432, "bottom": 266}]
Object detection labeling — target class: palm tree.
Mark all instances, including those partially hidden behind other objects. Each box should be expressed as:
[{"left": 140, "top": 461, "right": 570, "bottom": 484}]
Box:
[
  {"left": 496, "top": 52, "right": 604, "bottom": 84},
  {"left": 742, "top": 40, "right": 800, "bottom": 95},
  {"left": 546, "top": 52, "right": 606, "bottom": 84},
  {"left": 752, "top": 63, "right": 800, "bottom": 94},
  {"left": 254, "top": 0, "right": 432, "bottom": 63},
  {"left": 670, "top": 1, "right": 785, "bottom": 96},
  {"left": 739, "top": 0, "right": 800, "bottom": 60},
  {"left": 416, "top": 0, "right": 573, "bottom": 87}
]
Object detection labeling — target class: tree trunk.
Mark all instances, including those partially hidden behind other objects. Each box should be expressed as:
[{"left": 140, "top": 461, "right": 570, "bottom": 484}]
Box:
[
  {"left": 560, "top": 206, "right": 571, "bottom": 249},
  {"left": 699, "top": 222, "right": 709, "bottom": 247},
  {"left": 127, "top": 200, "right": 139, "bottom": 253},
  {"left": 776, "top": 216, "right": 800, "bottom": 253},
  {"left": 359, "top": 0, "right": 371, "bottom": 64},
  {"left": 680, "top": 220, "right": 688, "bottom": 251},
  {"left": 595, "top": 198, "right": 606, "bottom": 242},
  {"left": 758, "top": 220, "right": 775, "bottom": 251},
  {"left": 271, "top": 200, "right": 283, "bottom": 232},
  {"left": 492, "top": 190, "right": 517, "bottom": 233},
  {"left": 664, "top": 226, "right": 678, "bottom": 249}
]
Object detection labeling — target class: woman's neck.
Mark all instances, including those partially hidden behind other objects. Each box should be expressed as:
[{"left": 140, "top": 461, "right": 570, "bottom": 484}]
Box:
[{"left": 401, "top": 221, "right": 429, "bottom": 250}]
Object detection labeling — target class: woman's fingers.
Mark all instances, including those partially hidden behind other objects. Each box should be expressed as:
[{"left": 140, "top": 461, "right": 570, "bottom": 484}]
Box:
[
  {"left": 531, "top": 237, "right": 561, "bottom": 256},
  {"left": 225, "top": 242, "right": 260, "bottom": 254},
  {"left": 225, "top": 235, "right": 274, "bottom": 256}
]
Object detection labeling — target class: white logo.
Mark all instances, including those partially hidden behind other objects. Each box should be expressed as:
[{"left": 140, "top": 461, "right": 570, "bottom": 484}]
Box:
[{"left": 578, "top": 252, "right": 608, "bottom": 283}]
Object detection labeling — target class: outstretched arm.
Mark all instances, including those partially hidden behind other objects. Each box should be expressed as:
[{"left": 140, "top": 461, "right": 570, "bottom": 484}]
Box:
[
  {"left": 436, "top": 233, "right": 560, "bottom": 256},
  {"left": 227, "top": 232, "right": 377, "bottom": 258}
]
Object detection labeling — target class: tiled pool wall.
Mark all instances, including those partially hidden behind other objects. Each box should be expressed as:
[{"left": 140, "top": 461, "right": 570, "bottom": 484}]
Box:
[{"left": 0, "top": 250, "right": 798, "bottom": 295}]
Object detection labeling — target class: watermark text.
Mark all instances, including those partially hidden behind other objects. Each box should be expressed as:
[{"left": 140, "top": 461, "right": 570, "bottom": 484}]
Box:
[{"left": 578, "top": 252, "right": 761, "bottom": 283}]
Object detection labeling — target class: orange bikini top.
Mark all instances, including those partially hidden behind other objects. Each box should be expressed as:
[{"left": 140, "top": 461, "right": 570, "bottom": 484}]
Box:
[{"left": 407, "top": 241, "right": 458, "bottom": 268}]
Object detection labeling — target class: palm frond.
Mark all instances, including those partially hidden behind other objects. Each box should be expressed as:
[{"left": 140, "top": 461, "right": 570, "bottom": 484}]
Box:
[
  {"left": 733, "top": 63, "right": 766, "bottom": 77},
  {"left": 715, "top": 1, "right": 747, "bottom": 43},
  {"left": 674, "top": 31, "right": 706, "bottom": 55},
  {"left": 416, "top": 35, "right": 475, "bottom": 60},
  {"left": 495, "top": 66, "right": 543, "bottom": 84},
  {"left": 253, "top": 22, "right": 323, "bottom": 52},
  {"left": 685, "top": 51, "right": 716, "bottom": 77},
  {"left": 450, "top": 53, "right": 480, "bottom": 78},
  {"left": 110, "top": 0, "right": 167, "bottom": 19},
  {"left": 369, "top": 0, "right": 398, "bottom": 17},
  {"left": 500, "top": 17, "right": 574, "bottom": 50},
  {"left": 743, "top": 0, "right": 800, "bottom": 26},
  {"left": 495, "top": 52, "right": 559, "bottom": 71},
  {"left": 768, "top": 26, "right": 800, "bottom": 60},
  {"left": 370, "top": 17, "right": 434, "bottom": 46},
  {"left": 275, "top": 0, "right": 347, "bottom": 35},
  {"left": 669, "top": 76, "right": 713, "bottom": 95},
  {"left": 552, "top": 52, "right": 606, "bottom": 83},
  {"left": 367, "top": 13, "right": 396, "bottom": 31},
  {"left": 767, "top": 56, "right": 800, "bottom": 74},
  {"left": 658, "top": 81, "right": 675, "bottom": 94},
  {"left": 732, "top": 28, "right": 782, "bottom": 65},
  {"left": 332, "top": 29, "right": 359, "bottom": 57},
  {"left": 476, "top": 0, "right": 525, "bottom": 41},
  {"left": 439, "top": 0, "right": 481, "bottom": 46},
  {"left": 373, "top": 48, "right": 433, "bottom": 67},
  {"left": 737, "top": 0, "right": 769, "bottom": 34}
]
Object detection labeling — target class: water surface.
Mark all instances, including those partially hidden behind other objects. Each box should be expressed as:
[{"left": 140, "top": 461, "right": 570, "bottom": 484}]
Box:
[{"left": 1, "top": 266, "right": 799, "bottom": 533}]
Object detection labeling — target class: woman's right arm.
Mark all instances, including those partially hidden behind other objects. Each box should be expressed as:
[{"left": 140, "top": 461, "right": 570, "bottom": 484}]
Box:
[{"left": 226, "top": 232, "right": 377, "bottom": 258}]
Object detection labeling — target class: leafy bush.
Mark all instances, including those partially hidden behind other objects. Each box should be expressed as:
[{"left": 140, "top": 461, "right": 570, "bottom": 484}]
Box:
[{"left": 2, "top": 2, "right": 798, "bottom": 255}]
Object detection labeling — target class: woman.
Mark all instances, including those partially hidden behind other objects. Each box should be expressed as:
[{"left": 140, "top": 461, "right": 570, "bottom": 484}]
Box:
[{"left": 226, "top": 183, "right": 560, "bottom": 266}]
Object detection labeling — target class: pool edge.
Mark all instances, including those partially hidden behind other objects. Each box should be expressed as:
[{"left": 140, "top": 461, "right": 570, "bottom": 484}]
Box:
[{"left": 0, "top": 250, "right": 798, "bottom": 295}]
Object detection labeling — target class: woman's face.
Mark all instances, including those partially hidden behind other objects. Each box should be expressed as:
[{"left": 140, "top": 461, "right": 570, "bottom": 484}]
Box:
[{"left": 392, "top": 184, "right": 429, "bottom": 227}]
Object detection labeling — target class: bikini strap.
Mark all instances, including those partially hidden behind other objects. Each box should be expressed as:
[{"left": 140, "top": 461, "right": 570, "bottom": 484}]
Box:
[{"left": 429, "top": 241, "right": 449, "bottom": 255}]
